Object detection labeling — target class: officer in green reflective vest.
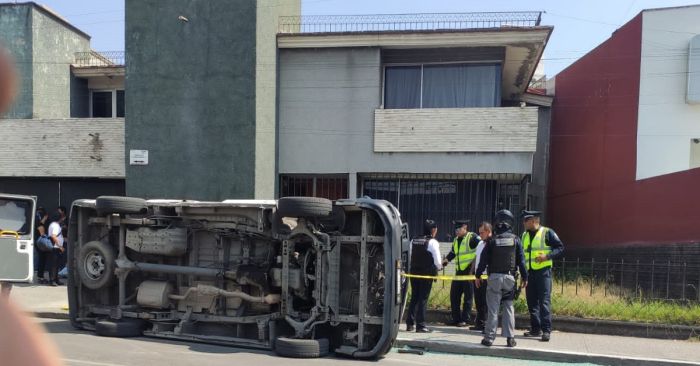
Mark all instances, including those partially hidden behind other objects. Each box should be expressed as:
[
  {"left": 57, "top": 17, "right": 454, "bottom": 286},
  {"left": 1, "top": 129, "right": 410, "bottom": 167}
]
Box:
[
  {"left": 521, "top": 210, "right": 564, "bottom": 342},
  {"left": 442, "top": 219, "right": 481, "bottom": 326}
]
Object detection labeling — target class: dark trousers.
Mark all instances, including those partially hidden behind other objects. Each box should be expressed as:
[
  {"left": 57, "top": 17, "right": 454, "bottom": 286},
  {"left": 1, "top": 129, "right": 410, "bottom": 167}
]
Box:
[
  {"left": 450, "top": 275, "right": 474, "bottom": 323},
  {"left": 474, "top": 279, "right": 488, "bottom": 328},
  {"left": 406, "top": 278, "right": 433, "bottom": 329},
  {"left": 36, "top": 249, "right": 59, "bottom": 282},
  {"left": 526, "top": 267, "right": 553, "bottom": 333}
]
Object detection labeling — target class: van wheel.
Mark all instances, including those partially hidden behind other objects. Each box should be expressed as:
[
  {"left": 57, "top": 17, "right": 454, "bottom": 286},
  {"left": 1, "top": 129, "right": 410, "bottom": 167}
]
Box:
[
  {"left": 77, "top": 241, "right": 116, "bottom": 290},
  {"left": 274, "top": 337, "right": 329, "bottom": 358},
  {"left": 95, "top": 318, "right": 144, "bottom": 338}
]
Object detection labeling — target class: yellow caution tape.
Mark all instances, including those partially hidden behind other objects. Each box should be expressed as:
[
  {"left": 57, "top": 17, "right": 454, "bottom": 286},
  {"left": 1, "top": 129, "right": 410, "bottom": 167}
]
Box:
[{"left": 402, "top": 273, "right": 488, "bottom": 281}]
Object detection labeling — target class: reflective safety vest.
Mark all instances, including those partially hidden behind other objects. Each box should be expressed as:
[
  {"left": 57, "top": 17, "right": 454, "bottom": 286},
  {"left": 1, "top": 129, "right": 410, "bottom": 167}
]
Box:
[
  {"left": 522, "top": 226, "right": 553, "bottom": 271},
  {"left": 452, "top": 233, "right": 476, "bottom": 271}
]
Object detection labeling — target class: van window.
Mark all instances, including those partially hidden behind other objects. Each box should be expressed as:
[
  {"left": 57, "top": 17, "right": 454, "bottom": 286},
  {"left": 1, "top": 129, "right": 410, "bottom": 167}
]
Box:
[{"left": 0, "top": 199, "right": 31, "bottom": 235}]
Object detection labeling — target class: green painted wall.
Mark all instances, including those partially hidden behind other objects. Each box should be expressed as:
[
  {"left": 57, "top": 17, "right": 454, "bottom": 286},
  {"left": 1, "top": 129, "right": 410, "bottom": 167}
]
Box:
[
  {"left": 0, "top": 5, "right": 33, "bottom": 118},
  {"left": 0, "top": 4, "right": 90, "bottom": 119},
  {"left": 125, "top": 0, "right": 257, "bottom": 200},
  {"left": 70, "top": 75, "right": 89, "bottom": 118}
]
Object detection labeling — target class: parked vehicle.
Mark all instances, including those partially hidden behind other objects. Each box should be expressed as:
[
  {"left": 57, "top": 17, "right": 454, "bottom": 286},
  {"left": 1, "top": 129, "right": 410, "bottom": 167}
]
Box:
[
  {"left": 0, "top": 194, "right": 36, "bottom": 283},
  {"left": 68, "top": 196, "right": 410, "bottom": 359}
]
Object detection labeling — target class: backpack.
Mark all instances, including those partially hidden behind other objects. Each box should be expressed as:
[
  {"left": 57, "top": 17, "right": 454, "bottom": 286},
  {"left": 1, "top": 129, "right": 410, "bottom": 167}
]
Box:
[{"left": 36, "top": 235, "right": 53, "bottom": 252}]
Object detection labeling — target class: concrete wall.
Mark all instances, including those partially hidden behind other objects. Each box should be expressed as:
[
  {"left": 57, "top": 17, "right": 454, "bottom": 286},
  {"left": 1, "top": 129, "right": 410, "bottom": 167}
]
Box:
[
  {"left": 87, "top": 76, "right": 124, "bottom": 91},
  {"left": 31, "top": 7, "right": 90, "bottom": 119},
  {"left": 374, "top": 107, "right": 539, "bottom": 152},
  {"left": 636, "top": 7, "right": 700, "bottom": 180},
  {"left": 125, "top": 0, "right": 257, "bottom": 200},
  {"left": 550, "top": 10, "right": 700, "bottom": 249},
  {"left": 0, "top": 118, "right": 124, "bottom": 178},
  {"left": 549, "top": 15, "right": 643, "bottom": 249},
  {"left": 0, "top": 4, "right": 33, "bottom": 118},
  {"left": 529, "top": 107, "right": 551, "bottom": 216},
  {"left": 278, "top": 48, "right": 535, "bottom": 179},
  {"left": 254, "top": 0, "right": 300, "bottom": 199}
]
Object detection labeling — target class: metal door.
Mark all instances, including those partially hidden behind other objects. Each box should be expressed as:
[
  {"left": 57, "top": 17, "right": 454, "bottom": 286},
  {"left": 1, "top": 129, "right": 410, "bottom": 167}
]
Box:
[{"left": 0, "top": 194, "right": 36, "bottom": 282}]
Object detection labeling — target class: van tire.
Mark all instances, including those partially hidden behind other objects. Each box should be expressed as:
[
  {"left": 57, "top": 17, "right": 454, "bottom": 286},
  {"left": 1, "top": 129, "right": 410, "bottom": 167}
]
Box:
[
  {"left": 277, "top": 197, "right": 332, "bottom": 218},
  {"left": 95, "top": 196, "right": 147, "bottom": 216},
  {"left": 274, "top": 337, "right": 329, "bottom": 358}
]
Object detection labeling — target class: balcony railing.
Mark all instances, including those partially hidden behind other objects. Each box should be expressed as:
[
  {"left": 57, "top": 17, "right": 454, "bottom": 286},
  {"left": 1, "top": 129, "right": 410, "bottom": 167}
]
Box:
[
  {"left": 278, "top": 12, "right": 543, "bottom": 34},
  {"left": 73, "top": 51, "right": 125, "bottom": 67}
]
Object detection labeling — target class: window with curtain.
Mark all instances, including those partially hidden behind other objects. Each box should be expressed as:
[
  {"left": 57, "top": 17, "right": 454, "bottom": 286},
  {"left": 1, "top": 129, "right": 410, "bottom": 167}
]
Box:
[{"left": 383, "top": 63, "right": 501, "bottom": 109}]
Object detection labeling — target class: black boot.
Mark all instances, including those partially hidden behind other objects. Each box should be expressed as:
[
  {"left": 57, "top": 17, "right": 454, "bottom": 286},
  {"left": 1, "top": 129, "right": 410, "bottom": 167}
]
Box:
[{"left": 524, "top": 330, "right": 542, "bottom": 337}]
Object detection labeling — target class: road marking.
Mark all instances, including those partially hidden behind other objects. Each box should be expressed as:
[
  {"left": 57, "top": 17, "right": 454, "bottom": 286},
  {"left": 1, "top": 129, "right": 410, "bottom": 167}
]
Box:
[{"left": 62, "top": 358, "right": 127, "bottom": 366}]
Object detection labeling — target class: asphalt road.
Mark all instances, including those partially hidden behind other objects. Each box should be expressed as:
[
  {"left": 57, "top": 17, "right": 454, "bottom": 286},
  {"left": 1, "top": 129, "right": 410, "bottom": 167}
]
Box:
[{"left": 37, "top": 319, "right": 600, "bottom": 366}]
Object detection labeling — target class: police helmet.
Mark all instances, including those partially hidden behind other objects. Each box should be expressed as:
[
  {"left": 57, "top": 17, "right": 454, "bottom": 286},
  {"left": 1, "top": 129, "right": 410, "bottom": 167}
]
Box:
[{"left": 494, "top": 209, "right": 515, "bottom": 228}]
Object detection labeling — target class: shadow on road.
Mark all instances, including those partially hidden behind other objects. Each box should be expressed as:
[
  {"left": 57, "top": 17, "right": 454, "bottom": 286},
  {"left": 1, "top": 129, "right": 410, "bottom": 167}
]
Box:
[{"left": 39, "top": 319, "right": 380, "bottom": 362}]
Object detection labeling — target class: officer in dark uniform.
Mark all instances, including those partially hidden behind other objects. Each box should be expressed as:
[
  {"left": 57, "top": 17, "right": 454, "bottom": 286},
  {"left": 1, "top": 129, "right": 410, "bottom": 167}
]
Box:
[
  {"left": 442, "top": 219, "right": 480, "bottom": 326},
  {"left": 475, "top": 210, "right": 528, "bottom": 347},
  {"left": 406, "top": 220, "right": 442, "bottom": 333},
  {"left": 521, "top": 210, "right": 564, "bottom": 342}
]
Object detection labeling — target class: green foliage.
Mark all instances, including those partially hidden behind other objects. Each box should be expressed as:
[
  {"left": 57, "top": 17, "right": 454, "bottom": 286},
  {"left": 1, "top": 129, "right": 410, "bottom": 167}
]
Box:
[{"left": 423, "top": 278, "right": 700, "bottom": 326}]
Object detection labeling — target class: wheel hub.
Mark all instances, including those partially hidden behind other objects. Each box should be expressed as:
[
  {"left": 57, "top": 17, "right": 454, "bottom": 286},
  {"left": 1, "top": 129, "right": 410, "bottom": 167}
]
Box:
[{"left": 84, "top": 251, "right": 105, "bottom": 280}]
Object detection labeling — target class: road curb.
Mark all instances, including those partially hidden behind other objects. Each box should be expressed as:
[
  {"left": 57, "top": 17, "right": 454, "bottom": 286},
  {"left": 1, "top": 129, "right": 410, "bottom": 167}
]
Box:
[
  {"left": 424, "top": 310, "right": 700, "bottom": 340},
  {"left": 29, "top": 311, "right": 70, "bottom": 320},
  {"left": 395, "top": 338, "right": 700, "bottom": 366}
]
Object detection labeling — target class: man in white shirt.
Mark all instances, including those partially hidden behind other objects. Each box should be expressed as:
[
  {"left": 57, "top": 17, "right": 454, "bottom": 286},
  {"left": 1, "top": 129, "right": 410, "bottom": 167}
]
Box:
[
  {"left": 471, "top": 222, "right": 493, "bottom": 331},
  {"left": 405, "top": 219, "right": 442, "bottom": 333}
]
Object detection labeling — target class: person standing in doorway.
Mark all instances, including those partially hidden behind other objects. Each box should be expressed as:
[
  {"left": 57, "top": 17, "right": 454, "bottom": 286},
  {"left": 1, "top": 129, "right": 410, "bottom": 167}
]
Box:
[
  {"left": 442, "top": 220, "right": 480, "bottom": 326},
  {"left": 405, "top": 220, "right": 442, "bottom": 333},
  {"left": 521, "top": 210, "right": 564, "bottom": 342}
]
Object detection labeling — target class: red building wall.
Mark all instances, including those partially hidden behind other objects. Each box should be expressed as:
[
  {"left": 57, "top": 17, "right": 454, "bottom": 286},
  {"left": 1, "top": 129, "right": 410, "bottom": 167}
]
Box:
[{"left": 549, "top": 14, "right": 700, "bottom": 249}]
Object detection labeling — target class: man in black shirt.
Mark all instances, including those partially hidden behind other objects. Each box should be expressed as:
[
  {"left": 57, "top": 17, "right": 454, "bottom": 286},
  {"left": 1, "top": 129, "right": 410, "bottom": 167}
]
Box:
[{"left": 406, "top": 220, "right": 442, "bottom": 333}]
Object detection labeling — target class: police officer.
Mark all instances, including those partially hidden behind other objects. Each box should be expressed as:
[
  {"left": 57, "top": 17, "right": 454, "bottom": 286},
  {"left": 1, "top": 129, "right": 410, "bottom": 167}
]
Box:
[
  {"left": 406, "top": 220, "right": 442, "bottom": 333},
  {"left": 442, "top": 220, "right": 480, "bottom": 326},
  {"left": 475, "top": 210, "right": 528, "bottom": 347},
  {"left": 521, "top": 210, "right": 564, "bottom": 342}
]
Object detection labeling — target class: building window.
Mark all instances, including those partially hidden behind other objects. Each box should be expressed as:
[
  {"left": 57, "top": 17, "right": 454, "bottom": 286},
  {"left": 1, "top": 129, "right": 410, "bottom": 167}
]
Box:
[
  {"left": 91, "top": 91, "right": 112, "bottom": 117},
  {"left": 90, "top": 90, "right": 125, "bottom": 118},
  {"left": 279, "top": 174, "right": 348, "bottom": 200},
  {"left": 383, "top": 63, "right": 501, "bottom": 109},
  {"left": 116, "top": 90, "right": 125, "bottom": 117}
]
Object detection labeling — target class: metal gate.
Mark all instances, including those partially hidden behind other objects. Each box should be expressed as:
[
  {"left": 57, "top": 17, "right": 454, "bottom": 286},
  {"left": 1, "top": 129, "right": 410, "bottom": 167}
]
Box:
[{"left": 360, "top": 174, "right": 527, "bottom": 240}]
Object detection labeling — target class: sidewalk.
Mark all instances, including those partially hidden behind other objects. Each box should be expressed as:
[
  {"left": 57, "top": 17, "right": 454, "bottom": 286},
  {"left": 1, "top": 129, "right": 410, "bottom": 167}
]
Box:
[
  {"left": 397, "top": 325, "right": 700, "bottom": 365},
  {"left": 8, "top": 283, "right": 69, "bottom": 319}
]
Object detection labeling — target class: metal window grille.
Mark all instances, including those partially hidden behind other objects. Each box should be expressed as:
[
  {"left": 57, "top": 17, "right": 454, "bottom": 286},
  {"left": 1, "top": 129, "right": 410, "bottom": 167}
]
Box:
[
  {"left": 361, "top": 176, "right": 526, "bottom": 240},
  {"left": 279, "top": 175, "right": 348, "bottom": 200}
]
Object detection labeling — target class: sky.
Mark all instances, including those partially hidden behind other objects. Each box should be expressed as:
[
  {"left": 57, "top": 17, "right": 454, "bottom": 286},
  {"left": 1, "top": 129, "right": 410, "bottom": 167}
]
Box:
[{"left": 10, "top": 0, "right": 700, "bottom": 77}]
